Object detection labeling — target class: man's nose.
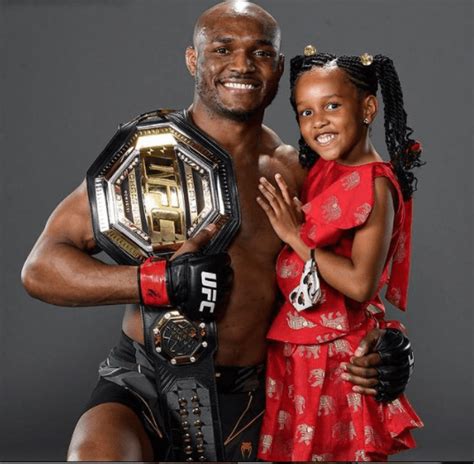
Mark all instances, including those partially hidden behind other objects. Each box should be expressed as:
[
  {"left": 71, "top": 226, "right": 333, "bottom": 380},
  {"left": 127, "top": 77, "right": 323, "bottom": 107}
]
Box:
[{"left": 229, "top": 51, "right": 256, "bottom": 74}]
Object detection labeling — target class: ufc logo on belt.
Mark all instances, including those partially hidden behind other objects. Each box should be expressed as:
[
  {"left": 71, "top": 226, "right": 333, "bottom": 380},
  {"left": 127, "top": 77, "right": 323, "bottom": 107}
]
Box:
[{"left": 199, "top": 271, "right": 217, "bottom": 314}]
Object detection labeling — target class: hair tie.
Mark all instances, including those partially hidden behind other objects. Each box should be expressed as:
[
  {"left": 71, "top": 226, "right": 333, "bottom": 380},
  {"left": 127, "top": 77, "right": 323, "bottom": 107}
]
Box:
[
  {"left": 405, "top": 140, "right": 423, "bottom": 158},
  {"left": 360, "top": 52, "right": 374, "bottom": 66},
  {"left": 304, "top": 44, "right": 317, "bottom": 57}
]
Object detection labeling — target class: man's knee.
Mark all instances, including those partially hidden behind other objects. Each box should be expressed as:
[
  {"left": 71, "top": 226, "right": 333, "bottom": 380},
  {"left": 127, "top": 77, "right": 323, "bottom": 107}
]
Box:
[
  {"left": 67, "top": 438, "right": 121, "bottom": 462},
  {"left": 67, "top": 403, "right": 153, "bottom": 461}
]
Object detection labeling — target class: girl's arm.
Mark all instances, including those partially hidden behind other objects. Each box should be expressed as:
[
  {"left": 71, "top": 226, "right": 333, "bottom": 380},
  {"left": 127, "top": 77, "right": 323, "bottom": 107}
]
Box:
[{"left": 257, "top": 174, "right": 395, "bottom": 303}]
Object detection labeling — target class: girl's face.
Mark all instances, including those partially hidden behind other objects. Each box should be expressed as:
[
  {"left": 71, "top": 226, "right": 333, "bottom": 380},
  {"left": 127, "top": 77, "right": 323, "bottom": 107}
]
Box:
[{"left": 294, "top": 66, "right": 376, "bottom": 165}]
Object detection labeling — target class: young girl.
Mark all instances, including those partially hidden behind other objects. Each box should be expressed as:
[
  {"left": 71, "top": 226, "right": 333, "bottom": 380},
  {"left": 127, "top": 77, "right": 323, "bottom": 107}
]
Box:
[{"left": 256, "top": 49, "right": 424, "bottom": 461}]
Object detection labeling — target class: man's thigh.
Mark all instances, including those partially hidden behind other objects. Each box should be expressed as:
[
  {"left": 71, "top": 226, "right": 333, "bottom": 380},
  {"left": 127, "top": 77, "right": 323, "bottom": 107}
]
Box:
[{"left": 67, "top": 402, "right": 154, "bottom": 461}]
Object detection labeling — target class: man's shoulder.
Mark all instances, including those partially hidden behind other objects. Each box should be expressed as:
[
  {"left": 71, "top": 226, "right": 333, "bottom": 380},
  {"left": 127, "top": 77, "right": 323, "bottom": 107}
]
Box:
[
  {"left": 261, "top": 125, "right": 306, "bottom": 188},
  {"left": 261, "top": 124, "right": 298, "bottom": 159}
]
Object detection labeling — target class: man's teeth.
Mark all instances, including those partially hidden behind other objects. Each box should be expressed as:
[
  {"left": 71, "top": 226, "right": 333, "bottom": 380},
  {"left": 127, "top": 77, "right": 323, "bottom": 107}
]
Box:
[
  {"left": 317, "top": 133, "right": 335, "bottom": 144},
  {"left": 223, "top": 82, "right": 256, "bottom": 89}
]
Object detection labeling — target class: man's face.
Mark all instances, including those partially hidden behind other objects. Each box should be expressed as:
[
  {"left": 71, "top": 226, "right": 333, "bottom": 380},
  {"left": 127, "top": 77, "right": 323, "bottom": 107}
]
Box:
[{"left": 187, "top": 15, "right": 283, "bottom": 121}]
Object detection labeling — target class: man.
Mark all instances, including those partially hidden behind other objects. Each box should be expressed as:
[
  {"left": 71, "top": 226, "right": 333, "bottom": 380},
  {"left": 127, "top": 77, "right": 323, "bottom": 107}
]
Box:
[{"left": 22, "top": 1, "right": 412, "bottom": 461}]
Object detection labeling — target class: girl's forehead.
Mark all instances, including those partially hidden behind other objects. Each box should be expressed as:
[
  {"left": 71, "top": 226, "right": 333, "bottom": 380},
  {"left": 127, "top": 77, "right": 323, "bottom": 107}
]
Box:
[
  {"left": 298, "top": 66, "right": 345, "bottom": 85},
  {"left": 295, "top": 67, "right": 351, "bottom": 96}
]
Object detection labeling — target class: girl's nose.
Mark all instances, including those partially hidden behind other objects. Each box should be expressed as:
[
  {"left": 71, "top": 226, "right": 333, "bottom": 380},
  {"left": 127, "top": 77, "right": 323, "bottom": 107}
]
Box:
[{"left": 312, "top": 114, "right": 329, "bottom": 129}]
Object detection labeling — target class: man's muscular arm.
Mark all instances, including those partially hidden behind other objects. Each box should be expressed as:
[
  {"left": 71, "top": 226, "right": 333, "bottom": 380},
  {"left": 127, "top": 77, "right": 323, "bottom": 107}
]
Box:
[
  {"left": 22, "top": 180, "right": 140, "bottom": 306},
  {"left": 22, "top": 180, "right": 231, "bottom": 320}
]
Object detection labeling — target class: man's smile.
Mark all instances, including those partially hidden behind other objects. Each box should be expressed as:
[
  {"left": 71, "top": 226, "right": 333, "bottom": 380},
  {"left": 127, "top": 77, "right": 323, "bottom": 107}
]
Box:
[{"left": 219, "top": 78, "right": 260, "bottom": 92}]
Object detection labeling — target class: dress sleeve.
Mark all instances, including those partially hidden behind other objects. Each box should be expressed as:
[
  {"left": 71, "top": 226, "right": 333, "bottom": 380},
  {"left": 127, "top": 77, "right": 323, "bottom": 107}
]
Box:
[
  {"left": 300, "top": 167, "right": 375, "bottom": 247},
  {"left": 385, "top": 197, "right": 412, "bottom": 311}
]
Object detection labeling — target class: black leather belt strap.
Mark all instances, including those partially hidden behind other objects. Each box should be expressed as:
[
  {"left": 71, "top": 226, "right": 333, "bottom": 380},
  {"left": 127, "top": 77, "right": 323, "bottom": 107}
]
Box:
[
  {"left": 140, "top": 109, "right": 238, "bottom": 461},
  {"left": 141, "top": 306, "right": 224, "bottom": 461}
]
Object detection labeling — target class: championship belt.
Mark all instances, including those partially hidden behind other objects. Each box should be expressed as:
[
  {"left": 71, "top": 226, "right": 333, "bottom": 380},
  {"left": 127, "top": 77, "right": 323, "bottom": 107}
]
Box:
[{"left": 87, "top": 109, "right": 240, "bottom": 461}]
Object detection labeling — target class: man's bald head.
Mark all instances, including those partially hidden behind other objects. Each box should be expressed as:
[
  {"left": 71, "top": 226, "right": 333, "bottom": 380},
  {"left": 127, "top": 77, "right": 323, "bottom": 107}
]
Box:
[{"left": 193, "top": 1, "right": 281, "bottom": 52}]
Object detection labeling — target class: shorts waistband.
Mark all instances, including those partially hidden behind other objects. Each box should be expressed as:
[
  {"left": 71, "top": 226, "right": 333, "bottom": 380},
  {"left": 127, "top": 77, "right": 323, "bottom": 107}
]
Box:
[{"left": 118, "top": 331, "right": 264, "bottom": 394}]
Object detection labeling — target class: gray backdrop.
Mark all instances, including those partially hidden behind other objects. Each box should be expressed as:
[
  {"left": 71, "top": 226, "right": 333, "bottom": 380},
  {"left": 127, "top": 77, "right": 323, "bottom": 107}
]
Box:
[{"left": 1, "top": 0, "right": 472, "bottom": 461}]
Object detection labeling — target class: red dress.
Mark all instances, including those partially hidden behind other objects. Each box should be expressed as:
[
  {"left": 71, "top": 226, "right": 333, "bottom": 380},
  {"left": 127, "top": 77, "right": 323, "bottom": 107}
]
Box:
[{"left": 258, "top": 159, "right": 423, "bottom": 462}]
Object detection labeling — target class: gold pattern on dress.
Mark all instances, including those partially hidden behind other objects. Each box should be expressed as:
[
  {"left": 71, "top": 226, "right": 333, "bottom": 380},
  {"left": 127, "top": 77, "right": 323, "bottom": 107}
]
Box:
[
  {"left": 320, "top": 311, "right": 348, "bottom": 331},
  {"left": 308, "top": 368, "right": 325, "bottom": 388},
  {"left": 260, "top": 434, "right": 273, "bottom": 454},
  {"left": 354, "top": 202, "right": 372, "bottom": 225},
  {"left": 295, "top": 395, "right": 306, "bottom": 414},
  {"left": 355, "top": 449, "right": 370, "bottom": 461},
  {"left": 332, "top": 421, "right": 357, "bottom": 443},
  {"left": 312, "top": 453, "right": 333, "bottom": 462},
  {"left": 347, "top": 392, "right": 362, "bottom": 412},
  {"left": 393, "top": 231, "right": 407, "bottom": 263},
  {"left": 318, "top": 395, "right": 336, "bottom": 416},
  {"left": 266, "top": 377, "right": 283, "bottom": 399},
  {"left": 341, "top": 171, "right": 361, "bottom": 190},
  {"left": 328, "top": 338, "right": 352, "bottom": 357},
  {"left": 296, "top": 345, "right": 321, "bottom": 359},
  {"left": 364, "top": 425, "right": 382, "bottom": 447},
  {"left": 321, "top": 195, "right": 342, "bottom": 222},
  {"left": 277, "top": 410, "right": 291, "bottom": 430},
  {"left": 287, "top": 312, "right": 317, "bottom": 330},
  {"left": 387, "top": 398, "right": 406, "bottom": 415},
  {"left": 297, "top": 424, "right": 314, "bottom": 445}
]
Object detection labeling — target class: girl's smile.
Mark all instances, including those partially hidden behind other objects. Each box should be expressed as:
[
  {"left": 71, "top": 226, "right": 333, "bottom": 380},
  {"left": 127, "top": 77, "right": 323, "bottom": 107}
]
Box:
[{"left": 314, "top": 132, "right": 337, "bottom": 147}]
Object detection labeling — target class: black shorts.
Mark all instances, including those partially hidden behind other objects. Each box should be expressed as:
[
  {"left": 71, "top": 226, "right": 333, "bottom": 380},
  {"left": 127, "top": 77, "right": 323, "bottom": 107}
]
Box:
[{"left": 84, "top": 331, "right": 265, "bottom": 461}]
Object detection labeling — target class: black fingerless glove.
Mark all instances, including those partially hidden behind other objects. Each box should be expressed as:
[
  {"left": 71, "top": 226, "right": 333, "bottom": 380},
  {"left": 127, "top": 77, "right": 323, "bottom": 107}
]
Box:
[
  {"left": 167, "top": 252, "right": 233, "bottom": 321},
  {"left": 374, "top": 328, "right": 414, "bottom": 402}
]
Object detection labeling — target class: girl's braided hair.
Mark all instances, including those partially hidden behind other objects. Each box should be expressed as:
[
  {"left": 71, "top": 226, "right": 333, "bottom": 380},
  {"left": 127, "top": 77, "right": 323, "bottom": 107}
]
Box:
[{"left": 290, "top": 52, "right": 424, "bottom": 200}]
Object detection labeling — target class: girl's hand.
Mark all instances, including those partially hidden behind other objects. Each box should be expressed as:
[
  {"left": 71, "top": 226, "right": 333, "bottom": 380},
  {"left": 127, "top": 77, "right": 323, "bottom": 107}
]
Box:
[{"left": 256, "top": 174, "right": 303, "bottom": 245}]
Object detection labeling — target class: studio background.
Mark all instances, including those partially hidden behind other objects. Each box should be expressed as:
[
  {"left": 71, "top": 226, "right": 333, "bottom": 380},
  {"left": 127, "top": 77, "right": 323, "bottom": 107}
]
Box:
[{"left": 1, "top": 0, "right": 472, "bottom": 460}]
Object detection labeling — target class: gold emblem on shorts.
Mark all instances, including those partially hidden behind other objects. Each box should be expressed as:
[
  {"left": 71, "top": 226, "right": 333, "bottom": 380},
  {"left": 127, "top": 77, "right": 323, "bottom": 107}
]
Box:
[{"left": 240, "top": 441, "right": 253, "bottom": 459}]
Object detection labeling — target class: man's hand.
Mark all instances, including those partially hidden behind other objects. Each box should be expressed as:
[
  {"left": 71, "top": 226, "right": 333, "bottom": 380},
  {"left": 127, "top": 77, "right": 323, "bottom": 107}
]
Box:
[
  {"left": 138, "top": 225, "right": 233, "bottom": 321},
  {"left": 171, "top": 224, "right": 218, "bottom": 259},
  {"left": 341, "top": 328, "right": 414, "bottom": 402}
]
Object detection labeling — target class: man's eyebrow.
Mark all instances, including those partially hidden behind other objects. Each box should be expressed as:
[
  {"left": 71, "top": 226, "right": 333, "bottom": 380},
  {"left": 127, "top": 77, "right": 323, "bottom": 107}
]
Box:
[
  {"left": 211, "top": 37, "right": 276, "bottom": 48},
  {"left": 212, "top": 37, "right": 234, "bottom": 44},
  {"left": 255, "top": 39, "right": 275, "bottom": 47}
]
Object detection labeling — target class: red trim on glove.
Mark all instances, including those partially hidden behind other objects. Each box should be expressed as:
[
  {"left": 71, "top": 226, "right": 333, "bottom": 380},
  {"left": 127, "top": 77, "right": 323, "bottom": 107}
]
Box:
[{"left": 139, "top": 257, "right": 170, "bottom": 307}]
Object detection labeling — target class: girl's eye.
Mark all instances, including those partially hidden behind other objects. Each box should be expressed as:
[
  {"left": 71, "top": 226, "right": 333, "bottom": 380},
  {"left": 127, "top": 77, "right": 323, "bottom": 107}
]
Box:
[
  {"left": 300, "top": 109, "right": 313, "bottom": 117},
  {"left": 326, "top": 102, "right": 340, "bottom": 110}
]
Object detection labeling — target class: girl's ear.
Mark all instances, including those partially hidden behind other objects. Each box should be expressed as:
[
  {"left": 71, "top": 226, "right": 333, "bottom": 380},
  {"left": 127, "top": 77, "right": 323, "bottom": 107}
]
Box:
[{"left": 363, "top": 94, "right": 378, "bottom": 125}]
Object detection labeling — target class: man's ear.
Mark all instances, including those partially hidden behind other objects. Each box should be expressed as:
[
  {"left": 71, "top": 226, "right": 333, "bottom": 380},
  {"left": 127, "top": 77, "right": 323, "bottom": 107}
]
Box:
[
  {"left": 185, "top": 46, "right": 197, "bottom": 77},
  {"left": 277, "top": 53, "right": 285, "bottom": 77}
]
